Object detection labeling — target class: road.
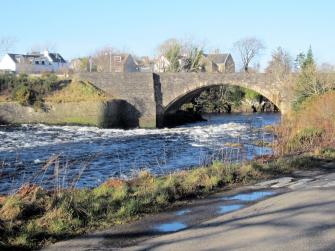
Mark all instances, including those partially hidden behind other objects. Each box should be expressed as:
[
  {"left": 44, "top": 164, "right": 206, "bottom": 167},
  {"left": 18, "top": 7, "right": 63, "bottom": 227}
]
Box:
[{"left": 44, "top": 169, "right": 335, "bottom": 251}]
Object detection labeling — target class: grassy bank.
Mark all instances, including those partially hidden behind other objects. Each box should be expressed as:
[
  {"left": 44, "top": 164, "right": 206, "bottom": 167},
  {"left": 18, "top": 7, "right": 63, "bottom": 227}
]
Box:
[
  {"left": 0, "top": 73, "right": 107, "bottom": 110},
  {"left": 1, "top": 153, "right": 334, "bottom": 250}
]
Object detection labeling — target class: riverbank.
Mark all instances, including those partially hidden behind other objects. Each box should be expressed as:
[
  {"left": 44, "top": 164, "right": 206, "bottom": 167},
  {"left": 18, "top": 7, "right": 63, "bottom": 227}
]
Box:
[{"left": 1, "top": 151, "right": 334, "bottom": 250}]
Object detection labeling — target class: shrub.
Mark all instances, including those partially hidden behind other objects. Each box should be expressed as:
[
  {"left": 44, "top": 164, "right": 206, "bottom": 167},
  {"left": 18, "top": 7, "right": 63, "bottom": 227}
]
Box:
[
  {"left": 0, "top": 73, "right": 63, "bottom": 107},
  {"left": 11, "top": 84, "right": 34, "bottom": 105},
  {"left": 276, "top": 91, "right": 335, "bottom": 155},
  {"left": 287, "top": 127, "right": 324, "bottom": 153}
]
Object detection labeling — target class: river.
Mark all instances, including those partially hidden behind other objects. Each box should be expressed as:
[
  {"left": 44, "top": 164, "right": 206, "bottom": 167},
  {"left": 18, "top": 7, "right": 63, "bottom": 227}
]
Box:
[{"left": 0, "top": 113, "right": 280, "bottom": 194}]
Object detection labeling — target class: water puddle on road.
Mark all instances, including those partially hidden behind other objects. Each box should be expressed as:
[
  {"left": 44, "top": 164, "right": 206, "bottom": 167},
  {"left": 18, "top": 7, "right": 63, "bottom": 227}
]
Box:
[
  {"left": 223, "top": 190, "right": 275, "bottom": 202},
  {"left": 175, "top": 209, "right": 191, "bottom": 216},
  {"left": 155, "top": 222, "right": 187, "bottom": 233},
  {"left": 218, "top": 204, "right": 244, "bottom": 214}
]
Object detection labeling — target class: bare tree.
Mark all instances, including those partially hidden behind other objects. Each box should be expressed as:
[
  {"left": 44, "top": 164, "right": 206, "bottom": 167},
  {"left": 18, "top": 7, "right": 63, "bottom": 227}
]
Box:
[
  {"left": 234, "top": 37, "right": 265, "bottom": 72},
  {"left": 157, "top": 39, "right": 180, "bottom": 56},
  {"left": 93, "top": 46, "right": 119, "bottom": 72},
  {"left": 0, "top": 36, "right": 17, "bottom": 55},
  {"left": 266, "top": 47, "right": 292, "bottom": 80}
]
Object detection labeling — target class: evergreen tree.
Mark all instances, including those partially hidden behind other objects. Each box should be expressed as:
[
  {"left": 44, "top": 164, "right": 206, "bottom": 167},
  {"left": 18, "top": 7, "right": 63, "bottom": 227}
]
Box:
[
  {"left": 293, "top": 46, "right": 329, "bottom": 110},
  {"left": 302, "top": 46, "right": 315, "bottom": 69},
  {"left": 295, "top": 53, "right": 305, "bottom": 71}
]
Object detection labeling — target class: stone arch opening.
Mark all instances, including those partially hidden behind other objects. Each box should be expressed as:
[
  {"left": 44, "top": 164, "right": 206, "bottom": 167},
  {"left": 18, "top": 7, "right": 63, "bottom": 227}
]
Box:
[{"left": 162, "top": 83, "right": 280, "bottom": 126}]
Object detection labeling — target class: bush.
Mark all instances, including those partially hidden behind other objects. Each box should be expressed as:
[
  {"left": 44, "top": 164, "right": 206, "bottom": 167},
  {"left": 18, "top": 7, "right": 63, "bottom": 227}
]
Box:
[
  {"left": 11, "top": 84, "right": 34, "bottom": 105},
  {"left": 276, "top": 91, "right": 335, "bottom": 155},
  {"left": 287, "top": 127, "right": 324, "bottom": 153},
  {"left": 0, "top": 73, "right": 61, "bottom": 106}
]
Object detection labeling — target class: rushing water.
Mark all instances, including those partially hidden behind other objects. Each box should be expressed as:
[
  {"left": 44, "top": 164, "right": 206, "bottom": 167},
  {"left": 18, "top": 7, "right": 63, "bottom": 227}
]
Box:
[{"left": 0, "top": 113, "right": 280, "bottom": 194}]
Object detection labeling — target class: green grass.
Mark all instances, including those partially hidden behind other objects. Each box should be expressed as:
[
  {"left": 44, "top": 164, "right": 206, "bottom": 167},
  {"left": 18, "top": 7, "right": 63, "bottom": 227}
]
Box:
[
  {"left": 45, "top": 81, "right": 107, "bottom": 103},
  {"left": 1, "top": 153, "right": 334, "bottom": 250}
]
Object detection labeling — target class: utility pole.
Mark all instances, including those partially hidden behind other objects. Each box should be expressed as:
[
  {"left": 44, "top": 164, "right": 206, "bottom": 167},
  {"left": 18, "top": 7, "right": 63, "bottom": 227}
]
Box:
[
  {"left": 89, "top": 57, "right": 93, "bottom": 72},
  {"left": 104, "top": 47, "right": 112, "bottom": 73}
]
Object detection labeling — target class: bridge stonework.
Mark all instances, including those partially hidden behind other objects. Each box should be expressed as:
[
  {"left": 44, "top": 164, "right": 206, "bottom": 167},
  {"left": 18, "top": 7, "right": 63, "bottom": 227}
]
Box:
[{"left": 76, "top": 73, "right": 292, "bottom": 128}]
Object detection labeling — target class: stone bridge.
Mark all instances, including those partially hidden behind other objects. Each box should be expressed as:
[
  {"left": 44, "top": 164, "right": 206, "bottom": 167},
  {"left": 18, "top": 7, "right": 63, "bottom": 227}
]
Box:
[{"left": 76, "top": 73, "right": 293, "bottom": 128}]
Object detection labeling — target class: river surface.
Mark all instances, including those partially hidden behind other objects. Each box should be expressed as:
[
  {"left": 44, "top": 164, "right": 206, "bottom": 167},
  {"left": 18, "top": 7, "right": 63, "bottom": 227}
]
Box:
[{"left": 0, "top": 113, "right": 280, "bottom": 194}]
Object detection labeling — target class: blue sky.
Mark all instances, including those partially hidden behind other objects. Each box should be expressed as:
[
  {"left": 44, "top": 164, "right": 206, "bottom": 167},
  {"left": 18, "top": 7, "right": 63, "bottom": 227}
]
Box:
[{"left": 1, "top": 0, "right": 335, "bottom": 69}]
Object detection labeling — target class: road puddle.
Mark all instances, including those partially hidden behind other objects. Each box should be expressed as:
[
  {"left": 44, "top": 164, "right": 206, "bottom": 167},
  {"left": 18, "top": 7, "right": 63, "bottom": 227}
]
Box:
[
  {"left": 223, "top": 190, "right": 275, "bottom": 202},
  {"left": 175, "top": 209, "right": 191, "bottom": 216},
  {"left": 218, "top": 204, "right": 244, "bottom": 214},
  {"left": 155, "top": 222, "right": 187, "bottom": 233}
]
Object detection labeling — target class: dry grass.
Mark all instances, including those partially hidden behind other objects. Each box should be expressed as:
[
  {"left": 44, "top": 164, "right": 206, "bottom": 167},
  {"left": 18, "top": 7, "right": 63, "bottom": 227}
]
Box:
[
  {"left": 0, "top": 95, "right": 9, "bottom": 102},
  {"left": 45, "top": 81, "right": 108, "bottom": 103},
  {"left": 275, "top": 91, "right": 335, "bottom": 155}
]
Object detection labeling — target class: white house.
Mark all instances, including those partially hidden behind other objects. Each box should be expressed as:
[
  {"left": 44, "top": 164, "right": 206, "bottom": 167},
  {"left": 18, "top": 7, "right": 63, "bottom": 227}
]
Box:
[
  {"left": 154, "top": 55, "right": 171, "bottom": 72},
  {"left": 0, "top": 50, "right": 69, "bottom": 73}
]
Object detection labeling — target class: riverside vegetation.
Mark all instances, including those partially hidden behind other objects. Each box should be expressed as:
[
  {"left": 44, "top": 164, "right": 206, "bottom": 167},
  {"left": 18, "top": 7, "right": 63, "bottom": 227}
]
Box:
[
  {"left": 1, "top": 48, "right": 335, "bottom": 250},
  {"left": 0, "top": 73, "right": 107, "bottom": 111}
]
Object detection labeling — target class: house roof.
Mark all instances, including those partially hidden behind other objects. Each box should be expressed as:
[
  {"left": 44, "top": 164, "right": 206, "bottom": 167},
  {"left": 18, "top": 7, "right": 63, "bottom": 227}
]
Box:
[
  {"left": 204, "top": 53, "right": 230, "bottom": 64},
  {"left": 48, "top": 53, "right": 66, "bottom": 63},
  {"left": 6, "top": 52, "right": 66, "bottom": 64},
  {"left": 7, "top": 53, "right": 40, "bottom": 63}
]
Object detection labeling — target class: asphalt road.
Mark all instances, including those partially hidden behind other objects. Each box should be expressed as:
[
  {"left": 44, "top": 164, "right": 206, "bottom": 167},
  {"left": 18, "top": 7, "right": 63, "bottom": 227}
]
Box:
[{"left": 125, "top": 173, "right": 335, "bottom": 251}]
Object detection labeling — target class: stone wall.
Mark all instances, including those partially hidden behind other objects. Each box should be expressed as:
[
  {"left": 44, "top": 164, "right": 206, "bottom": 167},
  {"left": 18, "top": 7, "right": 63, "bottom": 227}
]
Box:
[
  {"left": 76, "top": 72, "right": 157, "bottom": 128},
  {"left": 0, "top": 100, "right": 139, "bottom": 128}
]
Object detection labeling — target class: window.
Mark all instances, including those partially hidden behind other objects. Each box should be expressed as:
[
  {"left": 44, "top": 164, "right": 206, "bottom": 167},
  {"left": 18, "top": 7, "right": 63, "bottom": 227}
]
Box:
[
  {"left": 35, "top": 61, "right": 39, "bottom": 65},
  {"left": 41, "top": 61, "right": 45, "bottom": 65},
  {"left": 114, "top": 56, "right": 121, "bottom": 63}
]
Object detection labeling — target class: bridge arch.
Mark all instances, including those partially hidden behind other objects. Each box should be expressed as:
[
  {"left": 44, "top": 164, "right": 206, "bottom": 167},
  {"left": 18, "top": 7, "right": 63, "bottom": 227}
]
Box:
[{"left": 163, "top": 82, "right": 280, "bottom": 115}]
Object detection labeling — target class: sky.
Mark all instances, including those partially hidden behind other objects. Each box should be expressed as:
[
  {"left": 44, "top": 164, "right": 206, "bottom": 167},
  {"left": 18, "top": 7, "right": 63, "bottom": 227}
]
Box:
[{"left": 1, "top": 0, "right": 335, "bottom": 69}]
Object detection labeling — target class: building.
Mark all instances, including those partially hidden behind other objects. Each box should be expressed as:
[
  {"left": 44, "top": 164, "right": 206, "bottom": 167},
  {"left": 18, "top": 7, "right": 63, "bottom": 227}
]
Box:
[
  {"left": 0, "top": 50, "right": 68, "bottom": 73},
  {"left": 154, "top": 53, "right": 235, "bottom": 73},
  {"left": 95, "top": 53, "right": 139, "bottom": 73},
  {"left": 154, "top": 55, "right": 171, "bottom": 73},
  {"left": 201, "top": 53, "right": 235, "bottom": 73},
  {"left": 136, "top": 56, "right": 154, "bottom": 72},
  {"left": 69, "top": 57, "right": 93, "bottom": 72}
]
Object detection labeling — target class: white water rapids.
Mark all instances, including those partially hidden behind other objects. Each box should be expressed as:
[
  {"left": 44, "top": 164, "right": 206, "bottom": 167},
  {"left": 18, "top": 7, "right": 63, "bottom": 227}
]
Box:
[{"left": 0, "top": 113, "right": 280, "bottom": 194}]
